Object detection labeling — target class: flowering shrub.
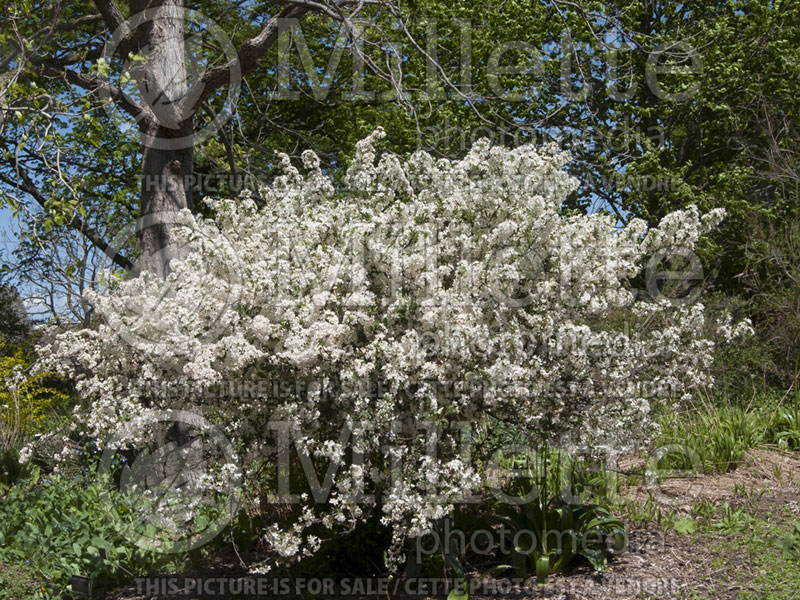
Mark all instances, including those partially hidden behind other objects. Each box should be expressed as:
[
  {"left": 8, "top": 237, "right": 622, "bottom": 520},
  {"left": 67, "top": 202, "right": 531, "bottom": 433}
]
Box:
[{"left": 37, "top": 129, "right": 747, "bottom": 567}]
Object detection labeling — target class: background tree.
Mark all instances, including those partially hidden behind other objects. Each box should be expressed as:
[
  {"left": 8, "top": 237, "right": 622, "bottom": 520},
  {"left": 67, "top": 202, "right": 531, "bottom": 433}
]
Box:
[
  {"left": 1, "top": 0, "right": 798, "bottom": 386},
  {"left": 0, "top": 281, "right": 30, "bottom": 349}
]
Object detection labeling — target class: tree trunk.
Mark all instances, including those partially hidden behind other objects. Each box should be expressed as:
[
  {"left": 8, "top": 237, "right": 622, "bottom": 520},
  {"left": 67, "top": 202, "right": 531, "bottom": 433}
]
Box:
[
  {"left": 139, "top": 125, "right": 194, "bottom": 278},
  {"left": 132, "top": 0, "right": 194, "bottom": 278},
  {"left": 131, "top": 0, "right": 197, "bottom": 461}
]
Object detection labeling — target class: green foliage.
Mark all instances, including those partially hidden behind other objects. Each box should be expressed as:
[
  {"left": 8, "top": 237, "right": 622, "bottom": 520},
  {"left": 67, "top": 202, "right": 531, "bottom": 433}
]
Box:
[
  {"left": 777, "top": 522, "right": 800, "bottom": 558},
  {"left": 711, "top": 501, "right": 755, "bottom": 534},
  {"left": 673, "top": 516, "right": 697, "bottom": 535},
  {"left": 769, "top": 404, "right": 800, "bottom": 451},
  {"left": 764, "top": 358, "right": 800, "bottom": 450},
  {"left": 0, "top": 337, "right": 72, "bottom": 490},
  {"left": 0, "top": 284, "right": 29, "bottom": 346},
  {"left": 495, "top": 500, "right": 626, "bottom": 583},
  {"left": 4, "top": 0, "right": 798, "bottom": 317},
  {"left": 447, "top": 583, "right": 469, "bottom": 600},
  {"left": 403, "top": 507, "right": 482, "bottom": 582},
  {"left": 657, "top": 380, "right": 800, "bottom": 475},
  {"left": 615, "top": 492, "right": 678, "bottom": 530},
  {"left": 0, "top": 465, "right": 187, "bottom": 599},
  {"left": 0, "top": 561, "right": 40, "bottom": 600},
  {"left": 657, "top": 400, "right": 771, "bottom": 473},
  {"left": 705, "top": 295, "right": 780, "bottom": 399},
  {"left": 736, "top": 216, "right": 800, "bottom": 389},
  {"left": 0, "top": 447, "right": 28, "bottom": 491},
  {"left": 709, "top": 518, "right": 800, "bottom": 600},
  {"left": 0, "top": 342, "right": 72, "bottom": 455},
  {"left": 492, "top": 448, "right": 626, "bottom": 584}
]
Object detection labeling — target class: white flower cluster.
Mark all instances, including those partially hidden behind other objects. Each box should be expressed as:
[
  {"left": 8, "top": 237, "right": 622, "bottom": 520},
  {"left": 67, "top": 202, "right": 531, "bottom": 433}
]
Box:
[{"left": 39, "top": 129, "right": 739, "bottom": 565}]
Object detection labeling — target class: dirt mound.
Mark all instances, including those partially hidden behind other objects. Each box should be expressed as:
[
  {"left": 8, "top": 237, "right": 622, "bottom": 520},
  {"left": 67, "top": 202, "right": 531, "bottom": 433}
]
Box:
[{"left": 625, "top": 447, "right": 800, "bottom": 510}]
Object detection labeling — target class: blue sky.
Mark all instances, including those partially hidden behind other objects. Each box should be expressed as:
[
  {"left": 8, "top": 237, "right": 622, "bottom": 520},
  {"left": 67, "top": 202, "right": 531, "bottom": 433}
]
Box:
[{"left": 0, "top": 206, "right": 16, "bottom": 264}]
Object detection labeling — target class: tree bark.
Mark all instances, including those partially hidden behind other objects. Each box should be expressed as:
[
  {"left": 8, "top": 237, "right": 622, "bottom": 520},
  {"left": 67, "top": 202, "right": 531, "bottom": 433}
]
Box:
[
  {"left": 139, "top": 124, "right": 194, "bottom": 278},
  {"left": 132, "top": 0, "right": 194, "bottom": 278},
  {"left": 129, "top": 0, "right": 310, "bottom": 278}
]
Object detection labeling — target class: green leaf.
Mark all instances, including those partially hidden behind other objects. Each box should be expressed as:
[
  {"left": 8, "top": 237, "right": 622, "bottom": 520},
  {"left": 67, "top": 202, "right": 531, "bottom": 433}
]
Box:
[
  {"left": 583, "top": 551, "right": 607, "bottom": 571},
  {"left": 674, "top": 516, "right": 697, "bottom": 535},
  {"left": 610, "top": 529, "right": 627, "bottom": 554},
  {"left": 447, "top": 581, "right": 469, "bottom": 600},
  {"left": 91, "top": 536, "right": 109, "bottom": 549},
  {"left": 535, "top": 555, "right": 550, "bottom": 585}
]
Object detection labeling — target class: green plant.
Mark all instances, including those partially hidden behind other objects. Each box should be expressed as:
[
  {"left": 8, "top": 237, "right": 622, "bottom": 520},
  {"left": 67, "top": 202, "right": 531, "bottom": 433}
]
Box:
[
  {"left": 447, "top": 583, "right": 469, "bottom": 600},
  {"left": 738, "top": 217, "right": 800, "bottom": 390},
  {"left": 771, "top": 410, "right": 800, "bottom": 450},
  {"left": 493, "top": 448, "right": 626, "bottom": 584},
  {"left": 777, "top": 522, "right": 800, "bottom": 557},
  {"left": 674, "top": 516, "right": 697, "bottom": 535},
  {"left": 711, "top": 502, "right": 754, "bottom": 534},
  {"left": 0, "top": 342, "right": 72, "bottom": 456},
  {"left": 0, "top": 561, "right": 40, "bottom": 600},
  {"left": 496, "top": 500, "right": 626, "bottom": 584},
  {"left": 616, "top": 492, "right": 677, "bottom": 530},
  {"left": 709, "top": 517, "right": 800, "bottom": 600},
  {"left": 768, "top": 356, "right": 800, "bottom": 450},
  {"left": 619, "top": 494, "right": 659, "bottom": 526},
  {"left": 0, "top": 463, "right": 188, "bottom": 599},
  {"left": 0, "top": 448, "right": 25, "bottom": 491},
  {"left": 657, "top": 398, "right": 769, "bottom": 473},
  {"left": 691, "top": 499, "right": 717, "bottom": 522}
]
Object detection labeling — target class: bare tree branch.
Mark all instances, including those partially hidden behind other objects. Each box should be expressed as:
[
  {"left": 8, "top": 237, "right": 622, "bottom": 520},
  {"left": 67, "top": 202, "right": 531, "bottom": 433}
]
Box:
[
  {"left": 38, "top": 64, "right": 149, "bottom": 126},
  {"left": 92, "top": 0, "right": 127, "bottom": 32},
  {"left": 181, "top": 5, "right": 310, "bottom": 112},
  {"left": 53, "top": 13, "right": 106, "bottom": 32},
  {"left": 0, "top": 168, "right": 133, "bottom": 271}
]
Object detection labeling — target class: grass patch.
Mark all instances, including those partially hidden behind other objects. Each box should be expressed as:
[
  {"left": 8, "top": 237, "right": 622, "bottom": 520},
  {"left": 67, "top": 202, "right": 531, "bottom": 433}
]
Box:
[
  {"left": 0, "top": 561, "right": 41, "bottom": 600},
  {"left": 710, "top": 518, "right": 800, "bottom": 599},
  {"left": 656, "top": 388, "right": 800, "bottom": 473}
]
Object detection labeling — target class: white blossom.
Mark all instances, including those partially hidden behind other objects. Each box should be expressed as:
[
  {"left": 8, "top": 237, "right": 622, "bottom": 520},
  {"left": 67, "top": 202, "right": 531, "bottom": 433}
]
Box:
[{"left": 37, "top": 131, "right": 744, "bottom": 567}]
